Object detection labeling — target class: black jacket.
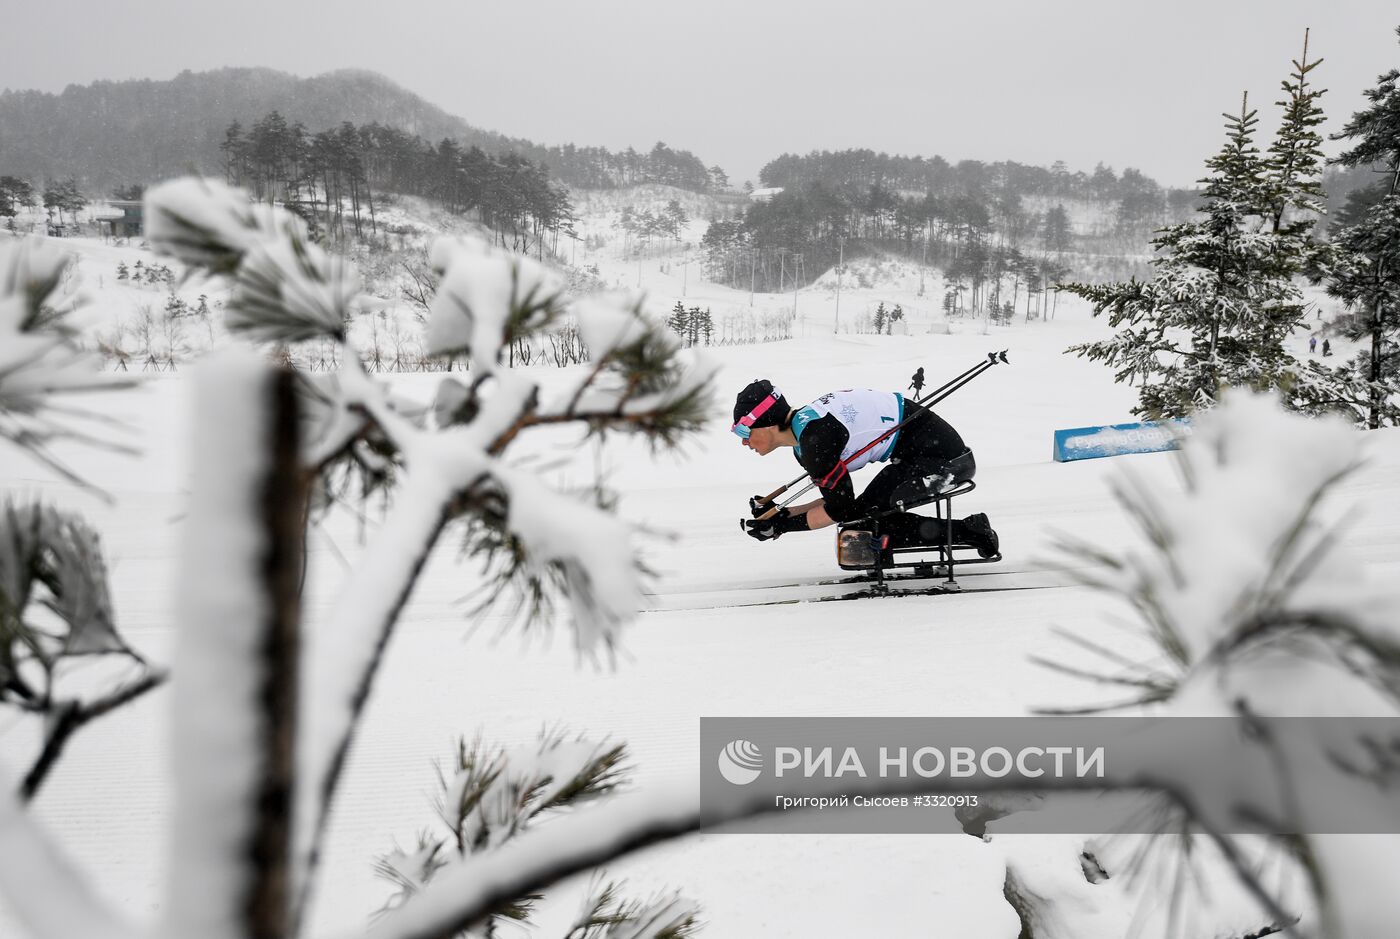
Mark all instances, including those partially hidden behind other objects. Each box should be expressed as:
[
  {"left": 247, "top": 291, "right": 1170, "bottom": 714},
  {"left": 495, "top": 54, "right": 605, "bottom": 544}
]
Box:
[{"left": 793, "top": 401, "right": 965, "bottom": 521}]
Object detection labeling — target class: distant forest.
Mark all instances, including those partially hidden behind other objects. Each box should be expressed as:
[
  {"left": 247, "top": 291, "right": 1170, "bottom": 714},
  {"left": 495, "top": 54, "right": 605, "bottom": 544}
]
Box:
[
  {"left": 758, "top": 150, "right": 1197, "bottom": 213},
  {"left": 699, "top": 150, "right": 1198, "bottom": 295},
  {"left": 703, "top": 149, "right": 1374, "bottom": 295},
  {"left": 219, "top": 111, "right": 572, "bottom": 254},
  {"left": 520, "top": 141, "right": 724, "bottom": 192}
]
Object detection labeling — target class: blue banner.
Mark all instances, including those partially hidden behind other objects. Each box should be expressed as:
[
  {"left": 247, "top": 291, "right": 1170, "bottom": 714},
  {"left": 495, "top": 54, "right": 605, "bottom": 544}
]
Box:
[{"left": 1052, "top": 419, "right": 1190, "bottom": 462}]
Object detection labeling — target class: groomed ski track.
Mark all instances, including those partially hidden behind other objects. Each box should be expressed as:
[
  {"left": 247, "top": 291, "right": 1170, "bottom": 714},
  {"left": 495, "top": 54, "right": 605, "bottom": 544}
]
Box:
[{"left": 646, "top": 567, "right": 1082, "bottom": 610}]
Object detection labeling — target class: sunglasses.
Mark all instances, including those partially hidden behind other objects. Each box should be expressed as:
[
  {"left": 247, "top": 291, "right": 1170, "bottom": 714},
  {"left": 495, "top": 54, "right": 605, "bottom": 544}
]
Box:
[{"left": 732, "top": 392, "right": 779, "bottom": 440}]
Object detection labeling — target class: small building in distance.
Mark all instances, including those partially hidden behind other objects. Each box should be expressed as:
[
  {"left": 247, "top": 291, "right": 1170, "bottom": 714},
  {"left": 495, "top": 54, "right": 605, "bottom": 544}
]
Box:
[
  {"left": 749, "top": 187, "right": 784, "bottom": 203},
  {"left": 93, "top": 200, "right": 144, "bottom": 238}
]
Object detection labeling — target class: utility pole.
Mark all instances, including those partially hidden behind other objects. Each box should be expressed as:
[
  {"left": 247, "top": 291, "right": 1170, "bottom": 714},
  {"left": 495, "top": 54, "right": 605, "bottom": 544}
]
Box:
[
  {"left": 834, "top": 237, "right": 844, "bottom": 334},
  {"left": 791, "top": 252, "right": 800, "bottom": 318},
  {"left": 749, "top": 246, "right": 756, "bottom": 307},
  {"left": 920, "top": 231, "right": 928, "bottom": 296}
]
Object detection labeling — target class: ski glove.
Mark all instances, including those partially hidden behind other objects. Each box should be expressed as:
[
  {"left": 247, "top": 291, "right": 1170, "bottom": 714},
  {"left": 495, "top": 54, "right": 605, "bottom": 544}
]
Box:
[
  {"left": 743, "top": 506, "right": 809, "bottom": 541},
  {"left": 749, "top": 494, "right": 774, "bottom": 518}
]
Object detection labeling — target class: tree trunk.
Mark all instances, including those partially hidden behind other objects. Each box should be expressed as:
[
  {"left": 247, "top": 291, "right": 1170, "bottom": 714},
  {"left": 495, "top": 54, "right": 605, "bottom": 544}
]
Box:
[{"left": 247, "top": 368, "right": 305, "bottom": 939}]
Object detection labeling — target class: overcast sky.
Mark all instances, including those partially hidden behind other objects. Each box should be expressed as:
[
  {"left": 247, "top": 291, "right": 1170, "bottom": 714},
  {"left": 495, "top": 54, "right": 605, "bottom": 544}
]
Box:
[{"left": 4, "top": 0, "right": 1398, "bottom": 188}]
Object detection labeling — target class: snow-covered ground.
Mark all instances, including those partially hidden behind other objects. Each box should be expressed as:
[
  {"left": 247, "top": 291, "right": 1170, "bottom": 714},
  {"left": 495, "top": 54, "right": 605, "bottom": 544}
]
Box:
[{"left": 2, "top": 206, "right": 1395, "bottom": 937}]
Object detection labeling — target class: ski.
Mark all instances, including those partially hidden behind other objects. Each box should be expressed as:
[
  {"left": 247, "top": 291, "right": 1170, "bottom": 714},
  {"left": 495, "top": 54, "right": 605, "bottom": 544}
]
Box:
[
  {"left": 648, "top": 563, "right": 1055, "bottom": 599},
  {"left": 646, "top": 568, "right": 1080, "bottom": 612},
  {"left": 701, "top": 582, "right": 1076, "bottom": 609}
]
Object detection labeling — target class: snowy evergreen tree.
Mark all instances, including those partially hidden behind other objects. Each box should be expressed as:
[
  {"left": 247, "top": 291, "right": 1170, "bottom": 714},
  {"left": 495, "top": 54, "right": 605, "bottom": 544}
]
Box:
[
  {"left": 1263, "top": 30, "right": 1328, "bottom": 233},
  {"left": 1042, "top": 204, "right": 1072, "bottom": 254},
  {"left": 376, "top": 731, "right": 700, "bottom": 938},
  {"left": 1065, "top": 86, "right": 1316, "bottom": 419},
  {"left": 667, "top": 300, "right": 686, "bottom": 339},
  {"left": 0, "top": 176, "right": 34, "bottom": 219},
  {"left": 662, "top": 198, "right": 688, "bottom": 242},
  {"left": 164, "top": 292, "right": 188, "bottom": 319},
  {"left": 1303, "top": 27, "right": 1400, "bottom": 428}
]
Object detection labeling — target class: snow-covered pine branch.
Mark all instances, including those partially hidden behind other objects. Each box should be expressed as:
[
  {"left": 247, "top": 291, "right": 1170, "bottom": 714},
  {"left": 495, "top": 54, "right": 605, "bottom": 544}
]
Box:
[
  {"left": 563, "top": 881, "right": 702, "bottom": 939},
  {"left": 1291, "top": 356, "right": 1400, "bottom": 426},
  {"left": 0, "top": 498, "right": 164, "bottom": 799},
  {"left": 0, "top": 238, "right": 136, "bottom": 488},
  {"left": 147, "top": 177, "right": 362, "bottom": 343},
  {"left": 143, "top": 179, "right": 717, "bottom": 928},
  {"left": 375, "top": 731, "right": 699, "bottom": 938},
  {"left": 424, "top": 238, "right": 564, "bottom": 373},
  {"left": 1046, "top": 390, "right": 1396, "bottom": 715},
  {"left": 1041, "top": 390, "right": 1400, "bottom": 937}
]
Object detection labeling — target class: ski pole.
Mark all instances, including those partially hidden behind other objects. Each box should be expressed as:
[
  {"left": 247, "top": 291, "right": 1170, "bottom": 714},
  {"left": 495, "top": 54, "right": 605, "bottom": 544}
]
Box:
[
  {"left": 912, "top": 352, "right": 1004, "bottom": 407},
  {"left": 917, "top": 350, "right": 1008, "bottom": 409},
  {"left": 752, "top": 473, "right": 808, "bottom": 508},
  {"left": 752, "top": 351, "right": 1009, "bottom": 521}
]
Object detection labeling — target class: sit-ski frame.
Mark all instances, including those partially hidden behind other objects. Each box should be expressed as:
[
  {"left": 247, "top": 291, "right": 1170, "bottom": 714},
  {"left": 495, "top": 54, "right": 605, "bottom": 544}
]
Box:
[{"left": 847, "top": 479, "right": 1002, "bottom": 595}]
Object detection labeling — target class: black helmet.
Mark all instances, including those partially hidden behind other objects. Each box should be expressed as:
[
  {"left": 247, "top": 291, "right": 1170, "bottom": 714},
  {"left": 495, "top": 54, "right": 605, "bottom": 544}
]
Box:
[{"left": 732, "top": 379, "right": 790, "bottom": 430}]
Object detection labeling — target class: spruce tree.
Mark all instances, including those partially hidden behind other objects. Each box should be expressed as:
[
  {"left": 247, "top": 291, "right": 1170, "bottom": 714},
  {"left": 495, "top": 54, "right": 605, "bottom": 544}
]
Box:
[
  {"left": 668, "top": 300, "right": 687, "bottom": 342},
  {"left": 1305, "top": 27, "right": 1400, "bottom": 428},
  {"left": 687, "top": 304, "right": 702, "bottom": 347},
  {"left": 1065, "top": 88, "right": 1314, "bottom": 419},
  {"left": 1264, "top": 30, "right": 1327, "bottom": 233}
]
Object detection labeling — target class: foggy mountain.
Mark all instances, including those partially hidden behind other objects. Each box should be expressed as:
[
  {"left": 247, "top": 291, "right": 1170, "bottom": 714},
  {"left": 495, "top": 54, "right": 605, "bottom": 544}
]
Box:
[{"left": 0, "top": 67, "right": 533, "bottom": 190}]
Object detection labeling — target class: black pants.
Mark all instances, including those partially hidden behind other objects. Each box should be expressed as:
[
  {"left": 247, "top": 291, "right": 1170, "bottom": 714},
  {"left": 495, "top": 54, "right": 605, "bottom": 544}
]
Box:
[{"left": 849, "top": 449, "right": 977, "bottom": 549}]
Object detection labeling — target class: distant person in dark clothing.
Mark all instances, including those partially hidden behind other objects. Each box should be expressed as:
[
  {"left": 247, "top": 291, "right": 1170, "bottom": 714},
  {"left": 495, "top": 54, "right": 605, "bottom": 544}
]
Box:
[
  {"left": 908, "top": 367, "right": 925, "bottom": 395},
  {"left": 1323, "top": 339, "right": 1333, "bottom": 357},
  {"left": 731, "top": 380, "right": 997, "bottom": 557}
]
